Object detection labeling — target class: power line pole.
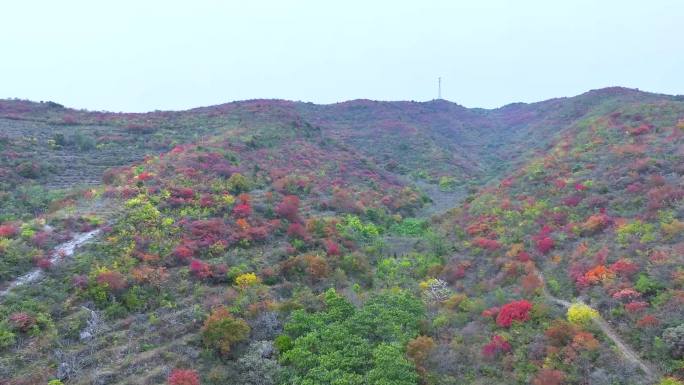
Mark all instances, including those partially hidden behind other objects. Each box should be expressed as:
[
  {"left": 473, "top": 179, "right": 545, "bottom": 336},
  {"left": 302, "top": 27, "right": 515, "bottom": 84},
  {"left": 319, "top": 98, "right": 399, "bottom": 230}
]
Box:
[{"left": 438, "top": 77, "right": 442, "bottom": 99}]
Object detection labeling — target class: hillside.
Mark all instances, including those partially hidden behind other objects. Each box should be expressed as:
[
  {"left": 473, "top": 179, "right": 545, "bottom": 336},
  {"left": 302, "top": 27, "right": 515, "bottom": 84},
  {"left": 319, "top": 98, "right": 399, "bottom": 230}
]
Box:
[{"left": 0, "top": 88, "right": 683, "bottom": 385}]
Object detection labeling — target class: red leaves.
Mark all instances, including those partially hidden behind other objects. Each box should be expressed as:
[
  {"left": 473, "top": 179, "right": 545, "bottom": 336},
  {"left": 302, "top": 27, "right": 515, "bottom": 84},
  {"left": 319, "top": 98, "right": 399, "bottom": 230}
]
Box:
[
  {"left": 625, "top": 301, "right": 649, "bottom": 313},
  {"left": 636, "top": 314, "right": 660, "bottom": 328},
  {"left": 581, "top": 213, "right": 612, "bottom": 234},
  {"left": 531, "top": 369, "right": 565, "bottom": 385},
  {"left": 190, "top": 259, "right": 212, "bottom": 280},
  {"left": 482, "top": 335, "right": 511, "bottom": 358},
  {"left": 628, "top": 123, "right": 651, "bottom": 136},
  {"left": 232, "top": 194, "right": 252, "bottom": 218},
  {"left": 287, "top": 223, "right": 309, "bottom": 240},
  {"left": 0, "top": 223, "right": 18, "bottom": 238},
  {"left": 610, "top": 259, "right": 639, "bottom": 277},
  {"left": 554, "top": 179, "right": 567, "bottom": 189},
  {"left": 168, "top": 369, "right": 200, "bottom": 385},
  {"left": 533, "top": 225, "right": 554, "bottom": 254},
  {"left": 275, "top": 195, "right": 301, "bottom": 222},
  {"left": 35, "top": 258, "right": 52, "bottom": 270},
  {"left": 325, "top": 239, "right": 340, "bottom": 256},
  {"left": 473, "top": 237, "right": 501, "bottom": 251},
  {"left": 481, "top": 306, "right": 500, "bottom": 318},
  {"left": 174, "top": 244, "right": 195, "bottom": 263},
  {"left": 9, "top": 312, "right": 36, "bottom": 332},
  {"left": 96, "top": 270, "right": 127, "bottom": 291},
  {"left": 136, "top": 172, "right": 153, "bottom": 181},
  {"left": 496, "top": 300, "right": 533, "bottom": 328},
  {"left": 172, "top": 187, "right": 195, "bottom": 199},
  {"left": 535, "top": 237, "right": 554, "bottom": 254},
  {"left": 562, "top": 194, "right": 583, "bottom": 207}
]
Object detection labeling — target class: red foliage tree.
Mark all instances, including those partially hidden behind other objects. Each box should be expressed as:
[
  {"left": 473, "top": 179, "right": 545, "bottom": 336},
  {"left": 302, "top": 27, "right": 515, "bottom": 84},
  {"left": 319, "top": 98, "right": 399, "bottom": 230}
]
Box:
[
  {"left": 287, "top": 222, "right": 309, "bottom": 240},
  {"left": 35, "top": 257, "right": 52, "bottom": 270},
  {"left": 531, "top": 369, "right": 565, "bottom": 385},
  {"left": 232, "top": 201, "right": 252, "bottom": 218},
  {"left": 174, "top": 244, "right": 194, "bottom": 263},
  {"left": 562, "top": 194, "right": 583, "bottom": 207},
  {"left": 9, "top": 312, "right": 36, "bottom": 332},
  {"left": 473, "top": 237, "right": 501, "bottom": 251},
  {"left": 496, "top": 300, "right": 533, "bottom": 327},
  {"left": 325, "top": 239, "right": 340, "bottom": 256},
  {"left": 533, "top": 225, "right": 555, "bottom": 254},
  {"left": 275, "top": 195, "right": 301, "bottom": 222},
  {"left": 0, "top": 224, "right": 18, "bottom": 238},
  {"left": 481, "top": 306, "right": 500, "bottom": 319},
  {"left": 172, "top": 187, "right": 195, "bottom": 199},
  {"left": 482, "top": 335, "right": 511, "bottom": 358},
  {"left": 625, "top": 301, "right": 649, "bottom": 313},
  {"left": 168, "top": 369, "right": 200, "bottom": 385},
  {"left": 96, "top": 270, "right": 127, "bottom": 291},
  {"left": 190, "top": 259, "right": 212, "bottom": 279},
  {"left": 636, "top": 315, "right": 660, "bottom": 328},
  {"left": 536, "top": 237, "right": 555, "bottom": 254},
  {"left": 610, "top": 259, "right": 639, "bottom": 277}
]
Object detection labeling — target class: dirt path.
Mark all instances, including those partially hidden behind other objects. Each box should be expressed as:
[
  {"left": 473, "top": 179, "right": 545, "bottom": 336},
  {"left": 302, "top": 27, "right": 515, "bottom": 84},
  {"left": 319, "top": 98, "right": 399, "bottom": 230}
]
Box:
[
  {"left": 535, "top": 270, "right": 657, "bottom": 382},
  {"left": 0, "top": 229, "right": 101, "bottom": 300}
]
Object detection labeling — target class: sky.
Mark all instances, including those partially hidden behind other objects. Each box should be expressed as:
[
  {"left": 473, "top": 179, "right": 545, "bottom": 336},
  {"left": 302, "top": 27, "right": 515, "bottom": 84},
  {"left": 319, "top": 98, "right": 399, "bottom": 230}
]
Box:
[{"left": 1, "top": 0, "right": 682, "bottom": 112}]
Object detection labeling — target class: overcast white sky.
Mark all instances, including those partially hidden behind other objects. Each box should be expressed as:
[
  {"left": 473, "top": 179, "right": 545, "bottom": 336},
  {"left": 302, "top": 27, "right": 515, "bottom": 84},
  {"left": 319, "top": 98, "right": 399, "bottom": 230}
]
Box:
[{"left": 1, "top": 0, "right": 682, "bottom": 112}]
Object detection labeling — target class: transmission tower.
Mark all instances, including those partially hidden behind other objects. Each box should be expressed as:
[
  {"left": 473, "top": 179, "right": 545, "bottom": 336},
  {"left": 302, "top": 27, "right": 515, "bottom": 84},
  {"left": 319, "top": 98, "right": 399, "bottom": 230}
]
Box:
[{"left": 438, "top": 77, "right": 442, "bottom": 99}]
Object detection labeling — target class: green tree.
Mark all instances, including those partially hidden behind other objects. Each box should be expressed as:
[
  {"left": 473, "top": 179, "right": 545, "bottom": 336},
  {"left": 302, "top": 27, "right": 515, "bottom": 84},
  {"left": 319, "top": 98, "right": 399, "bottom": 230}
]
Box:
[{"left": 366, "top": 343, "right": 418, "bottom": 385}]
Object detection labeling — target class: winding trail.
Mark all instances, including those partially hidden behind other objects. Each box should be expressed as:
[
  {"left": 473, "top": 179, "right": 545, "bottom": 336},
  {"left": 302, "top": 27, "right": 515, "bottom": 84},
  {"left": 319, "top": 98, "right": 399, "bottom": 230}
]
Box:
[
  {"left": 534, "top": 270, "right": 657, "bottom": 382},
  {"left": 0, "top": 229, "right": 101, "bottom": 300}
]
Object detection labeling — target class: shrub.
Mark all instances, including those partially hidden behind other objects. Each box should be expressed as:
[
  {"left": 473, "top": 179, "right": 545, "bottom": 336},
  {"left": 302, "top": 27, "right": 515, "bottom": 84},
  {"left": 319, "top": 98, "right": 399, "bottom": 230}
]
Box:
[
  {"left": 275, "top": 195, "right": 300, "bottom": 222},
  {"left": 286, "top": 223, "right": 308, "bottom": 240},
  {"left": 625, "top": 301, "right": 649, "bottom": 313},
  {"left": 616, "top": 220, "right": 656, "bottom": 244},
  {"left": 473, "top": 237, "right": 501, "bottom": 251},
  {"left": 8, "top": 312, "right": 36, "bottom": 332},
  {"left": 582, "top": 213, "right": 612, "bottom": 234},
  {"left": 532, "top": 369, "right": 565, "bottom": 385},
  {"left": 584, "top": 265, "right": 614, "bottom": 284},
  {"left": 406, "top": 335, "right": 435, "bottom": 366},
  {"left": 536, "top": 236, "right": 554, "bottom": 254},
  {"left": 274, "top": 334, "right": 293, "bottom": 354},
  {"left": 0, "top": 224, "right": 18, "bottom": 238},
  {"left": 533, "top": 225, "right": 555, "bottom": 254},
  {"left": 235, "top": 272, "right": 260, "bottom": 288},
  {"left": 227, "top": 173, "right": 250, "bottom": 193},
  {"left": 174, "top": 244, "right": 194, "bottom": 262},
  {"left": 233, "top": 201, "right": 252, "bottom": 218},
  {"left": 0, "top": 322, "right": 16, "bottom": 348},
  {"left": 202, "top": 307, "right": 250, "bottom": 355},
  {"left": 496, "top": 300, "right": 533, "bottom": 327},
  {"left": 324, "top": 239, "right": 340, "bottom": 256},
  {"left": 658, "top": 378, "right": 684, "bottom": 385},
  {"left": 610, "top": 259, "right": 639, "bottom": 277},
  {"left": 96, "top": 270, "right": 127, "bottom": 292},
  {"left": 189, "top": 259, "right": 212, "bottom": 279},
  {"left": 662, "top": 324, "right": 684, "bottom": 358},
  {"left": 482, "top": 335, "right": 511, "bottom": 358},
  {"left": 634, "top": 274, "right": 662, "bottom": 294},
  {"left": 636, "top": 315, "right": 660, "bottom": 328},
  {"left": 567, "top": 303, "right": 598, "bottom": 325},
  {"left": 168, "top": 368, "right": 201, "bottom": 385}
]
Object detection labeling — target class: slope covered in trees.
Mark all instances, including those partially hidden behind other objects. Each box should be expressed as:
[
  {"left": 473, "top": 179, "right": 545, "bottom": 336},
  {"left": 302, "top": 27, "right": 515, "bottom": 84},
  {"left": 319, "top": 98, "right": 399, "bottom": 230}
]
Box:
[{"left": 0, "top": 88, "right": 682, "bottom": 385}]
